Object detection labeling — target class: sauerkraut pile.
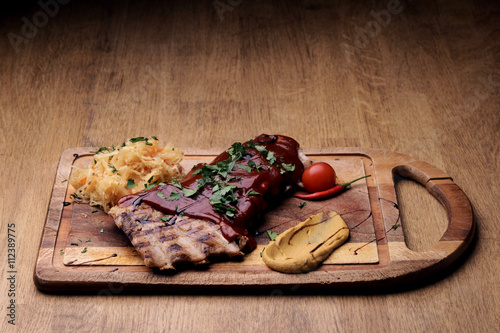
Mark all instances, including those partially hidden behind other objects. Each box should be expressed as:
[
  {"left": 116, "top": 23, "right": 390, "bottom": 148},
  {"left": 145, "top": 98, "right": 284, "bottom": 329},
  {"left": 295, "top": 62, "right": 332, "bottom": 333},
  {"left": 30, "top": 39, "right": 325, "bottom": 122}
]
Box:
[{"left": 70, "top": 136, "right": 184, "bottom": 212}]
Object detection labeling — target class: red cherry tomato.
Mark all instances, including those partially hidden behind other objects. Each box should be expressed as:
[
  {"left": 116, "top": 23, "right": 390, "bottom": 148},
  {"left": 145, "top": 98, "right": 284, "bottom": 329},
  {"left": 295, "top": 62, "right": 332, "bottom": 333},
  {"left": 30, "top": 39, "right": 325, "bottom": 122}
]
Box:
[{"left": 301, "top": 162, "right": 337, "bottom": 193}]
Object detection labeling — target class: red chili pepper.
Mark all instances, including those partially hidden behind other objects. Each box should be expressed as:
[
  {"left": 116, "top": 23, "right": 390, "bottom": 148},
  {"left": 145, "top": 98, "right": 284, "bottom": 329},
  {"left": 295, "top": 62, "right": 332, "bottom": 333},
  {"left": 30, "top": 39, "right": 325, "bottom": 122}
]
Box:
[{"left": 293, "top": 175, "right": 371, "bottom": 200}]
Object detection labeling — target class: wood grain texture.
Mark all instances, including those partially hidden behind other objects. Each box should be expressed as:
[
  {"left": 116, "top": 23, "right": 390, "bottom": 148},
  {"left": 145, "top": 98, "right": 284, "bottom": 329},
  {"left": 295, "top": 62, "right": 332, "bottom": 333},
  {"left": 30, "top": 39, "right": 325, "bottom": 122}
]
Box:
[
  {"left": 36, "top": 148, "right": 471, "bottom": 292},
  {"left": 0, "top": 0, "right": 498, "bottom": 332}
]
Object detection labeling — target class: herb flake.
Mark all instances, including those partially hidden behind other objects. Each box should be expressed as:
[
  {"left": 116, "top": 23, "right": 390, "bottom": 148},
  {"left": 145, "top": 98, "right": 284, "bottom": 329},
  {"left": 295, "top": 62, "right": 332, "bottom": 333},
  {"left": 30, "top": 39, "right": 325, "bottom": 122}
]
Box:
[
  {"left": 181, "top": 187, "right": 197, "bottom": 197},
  {"left": 167, "top": 191, "right": 182, "bottom": 201},
  {"left": 391, "top": 224, "right": 401, "bottom": 230},
  {"left": 247, "top": 190, "right": 261, "bottom": 196},
  {"left": 126, "top": 178, "right": 138, "bottom": 189},
  {"left": 266, "top": 230, "right": 279, "bottom": 241}
]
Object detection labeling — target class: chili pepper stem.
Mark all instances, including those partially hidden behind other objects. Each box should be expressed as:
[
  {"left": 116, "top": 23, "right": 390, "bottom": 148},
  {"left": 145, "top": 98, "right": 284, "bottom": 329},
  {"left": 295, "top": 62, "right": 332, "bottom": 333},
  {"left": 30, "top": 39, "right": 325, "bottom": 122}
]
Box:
[{"left": 340, "top": 175, "right": 371, "bottom": 188}]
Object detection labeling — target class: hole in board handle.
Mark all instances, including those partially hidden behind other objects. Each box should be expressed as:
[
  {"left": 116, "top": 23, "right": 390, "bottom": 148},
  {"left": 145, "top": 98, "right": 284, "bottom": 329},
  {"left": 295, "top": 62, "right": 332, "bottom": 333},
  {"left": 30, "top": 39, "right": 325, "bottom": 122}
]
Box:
[{"left": 392, "top": 172, "right": 449, "bottom": 252}]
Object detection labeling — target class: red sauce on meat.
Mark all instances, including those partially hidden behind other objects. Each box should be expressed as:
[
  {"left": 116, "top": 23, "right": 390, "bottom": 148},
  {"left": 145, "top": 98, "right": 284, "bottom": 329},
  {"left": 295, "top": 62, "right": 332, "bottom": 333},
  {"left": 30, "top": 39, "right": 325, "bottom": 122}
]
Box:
[{"left": 117, "top": 134, "right": 304, "bottom": 251}]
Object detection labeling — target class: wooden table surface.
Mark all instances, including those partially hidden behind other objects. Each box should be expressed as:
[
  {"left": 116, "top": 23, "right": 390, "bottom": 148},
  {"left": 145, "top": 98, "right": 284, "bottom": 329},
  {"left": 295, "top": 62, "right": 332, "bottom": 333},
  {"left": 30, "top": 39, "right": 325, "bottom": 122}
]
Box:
[{"left": 1, "top": 0, "right": 498, "bottom": 332}]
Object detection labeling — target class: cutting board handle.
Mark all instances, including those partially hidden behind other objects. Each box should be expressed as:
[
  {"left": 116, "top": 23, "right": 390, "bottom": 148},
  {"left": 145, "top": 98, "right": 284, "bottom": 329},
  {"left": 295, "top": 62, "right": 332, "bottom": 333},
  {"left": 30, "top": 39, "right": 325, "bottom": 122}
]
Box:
[{"left": 392, "top": 163, "right": 475, "bottom": 259}]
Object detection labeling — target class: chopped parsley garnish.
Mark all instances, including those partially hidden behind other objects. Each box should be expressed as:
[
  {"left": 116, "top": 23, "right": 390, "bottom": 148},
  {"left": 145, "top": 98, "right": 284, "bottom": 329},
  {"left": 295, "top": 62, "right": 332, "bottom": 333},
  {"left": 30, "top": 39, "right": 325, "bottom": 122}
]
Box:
[
  {"left": 266, "top": 151, "right": 277, "bottom": 164},
  {"left": 155, "top": 140, "right": 292, "bottom": 219},
  {"left": 85, "top": 238, "right": 91, "bottom": 243},
  {"left": 144, "top": 176, "right": 159, "bottom": 190},
  {"left": 254, "top": 144, "right": 267, "bottom": 153},
  {"left": 279, "top": 162, "right": 296, "bottom": 175},
  {"left": 129, "top": 137, "right": 149, "bottom": 143},
  {"left": 60, "top": 249, "right": 65, "bottom": 255},
  {"left": 125, "top": 136, "right": 158, "bottom": 146},
  {"left": 92, "top": 210, "right": 98, "bottom": 213},
  {"left": 266, "top": 230, "right": 279, "bottom": 241},
  {"left": 210, "top": 184, "right": 239, "bottom": 204},
  {"left": 144, "top": 182, "right": 158, "bottom": 190},
  {"left": 212, "top": 203, "right": 237, "bottom": 217},
  {"left": 251, "top": 144, "right": 281, "bottom": 168},
  {"left": 167, "top": 190, "right": 182, "bottom": 201},
  {"left": 209, "top": 184, "right": 240, "bottom": 217},
  {"left": 181, "top": 187, "right": 197, "bottom": 197},
  {"left": 158, "top": 177, "right": 198, "bottom": 199},
  {"left": 247, "top": 190, "right": 261, "bottom": 196},
  {"left": 247, "top": 160, "right": 265, "bottom": 172},
  {"left": 189, "top": 140, "right": 275, "bottom": 217},
  {"left": 91, "top": 146, "right": 115, "bottom": 154},
  {"left": 81, "top": 247, "right": 87, "bottom": 253},
  {"left": 70, "top": 242, "right": 78, "bottom": 246},
  {"left": 170, "top": 177, "right": 183, "bottom": 189},
  {"left": 100, "top": 228, "right": 104, "bottom": 233},
  {"left": 108, "top": 164, "right": 118, "bottom": 173},
  {"left": 298, "top": 201, "right": 307, "bottom": 209},
  {"left": 227, "top": 142, "right": 247, "bottom": 161},
  {"left": 228, "top": 175, "right": 243, "bottom": 182},
  {"left": 126, "top": 178, "right": 138, "bottom": 189},
  {"left": 235, "top": 164, "right": 252, "bottom": 172}
]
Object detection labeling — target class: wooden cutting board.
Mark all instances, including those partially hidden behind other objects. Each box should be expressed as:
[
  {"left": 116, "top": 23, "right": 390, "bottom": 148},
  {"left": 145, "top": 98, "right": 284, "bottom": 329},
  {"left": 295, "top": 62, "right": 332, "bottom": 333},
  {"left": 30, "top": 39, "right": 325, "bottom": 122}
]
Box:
[{"left": 34, "top": 147, "right": 474, "bottom": 293}]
